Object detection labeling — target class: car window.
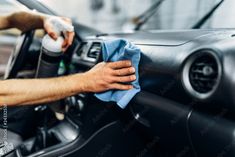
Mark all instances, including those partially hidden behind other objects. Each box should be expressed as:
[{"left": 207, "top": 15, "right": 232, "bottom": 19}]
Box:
[
  {"left": 40, "top": 0, "right": 228, "bottom": 32},
  {"left": 0, "top": 0, "right": 29, "bottom": 77},
  {"left": 141, "top": 0, "right": 220, "bottom": 30},
  {"left": 201, "top": 0, "right": 235, "bottom": 28},
  {"left": 39, "top": 0, "right": 154, "bottom": 32}
]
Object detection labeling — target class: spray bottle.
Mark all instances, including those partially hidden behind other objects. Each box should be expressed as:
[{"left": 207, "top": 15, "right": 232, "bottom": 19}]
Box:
[
  {"left": 35, "top": 17, "right": 74, "bottom": 78},
  {"left": 33, "top": 18, "right": 74, "bottom": 147}
]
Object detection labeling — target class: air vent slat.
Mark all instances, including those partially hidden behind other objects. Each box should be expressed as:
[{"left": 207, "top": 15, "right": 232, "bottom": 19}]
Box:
[
  {"left": 191, "top": 77, "right": 217, "bottom": 81},
  {"left": 194, "top": 63, "right": 214, "bottom": 67},
  {"left": 191, "top": 70, "right": 204, "bottom": 73}
]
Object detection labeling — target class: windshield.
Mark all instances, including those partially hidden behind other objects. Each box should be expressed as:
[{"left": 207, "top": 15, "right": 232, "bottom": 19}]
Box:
[{"left": 39, "top": 0, "right": 235, "bottom": 32}]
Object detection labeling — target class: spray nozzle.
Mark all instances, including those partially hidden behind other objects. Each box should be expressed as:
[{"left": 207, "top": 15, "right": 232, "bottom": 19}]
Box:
[{"left": 47, "top": 17, "right": 74, "bottom": 35}]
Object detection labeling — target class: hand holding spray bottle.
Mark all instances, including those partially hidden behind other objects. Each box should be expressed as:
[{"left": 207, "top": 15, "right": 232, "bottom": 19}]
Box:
[{"left": 36, "top": 17, "right": 74, "bottom": 78}]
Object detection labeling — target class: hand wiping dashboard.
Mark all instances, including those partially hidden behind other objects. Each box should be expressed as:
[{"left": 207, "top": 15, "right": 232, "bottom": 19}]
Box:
[{"left": 95, "top": 39, "right": 141, "bottom": 109}]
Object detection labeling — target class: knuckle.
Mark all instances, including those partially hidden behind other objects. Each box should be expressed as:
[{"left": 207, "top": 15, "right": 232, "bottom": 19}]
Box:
[
  {"left": 99, "top": 81, "right": 105, "bottom": 86},
  {"left": 104, "top": 83, "right": 110, "bottom": 89},
  {"left": 117, "top": 70, "right": 122, "bottom": 75},
  {"left": 109, "top": 68, "right": 114, "bottom": 74},
  {"left": 107, "top": 77, "right": 114, "bottom": 83},
  {"left": 101, "top": 81, "right": 109, "bottom": 88},
  {"left": 105, "top": 62, "right": 110, "bottom": 67},
  {"left": 114, "top": 62, "right": 118, "bottom": 67},
  {"left": 106, "top": 69, "right": 113, "bottom": 76}
]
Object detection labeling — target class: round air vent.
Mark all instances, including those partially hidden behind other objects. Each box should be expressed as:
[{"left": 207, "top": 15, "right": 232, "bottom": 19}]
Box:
[{"left": 182, "top": 50, "right": 221, "bottom": 100}]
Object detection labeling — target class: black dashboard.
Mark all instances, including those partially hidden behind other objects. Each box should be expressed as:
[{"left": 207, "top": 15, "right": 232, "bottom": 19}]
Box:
[{"left": 70, "top": 29, "right": 235, "bottom": 111}]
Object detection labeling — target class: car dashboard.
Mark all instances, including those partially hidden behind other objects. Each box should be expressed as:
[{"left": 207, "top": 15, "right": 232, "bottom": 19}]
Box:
[
  {"left": 63, "top": 29, "right": 235, "bottom": 157},
  {"left": 70, "top": 29, "right": 235, "bottom": 109},
  {"left": 10, "top": 29, "right": 235, "bottom": 157}
]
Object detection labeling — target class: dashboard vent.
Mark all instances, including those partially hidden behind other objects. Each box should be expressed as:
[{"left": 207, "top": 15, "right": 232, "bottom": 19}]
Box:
[
  {"left": 189, "top": 53, "right": 219, "bottom": 94},
  {"left": 76, "top": 42, "right": 88, "bottom": 56},
  {"left": 87, "top": 42, "right": 101, "bottom": 59}
]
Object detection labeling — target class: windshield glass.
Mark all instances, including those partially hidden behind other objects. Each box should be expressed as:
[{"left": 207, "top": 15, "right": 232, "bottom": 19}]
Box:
[
  {"left": 39, "top": 0, "right": 235, "bottom": 32},
  {"left": 140, "top": 0, "right": 221, "bottom": 30}
]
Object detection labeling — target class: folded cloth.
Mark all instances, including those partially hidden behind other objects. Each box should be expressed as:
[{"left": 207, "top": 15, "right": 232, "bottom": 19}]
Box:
[{"left": 95, "top": 39, "right": 141, "bottom": 109}]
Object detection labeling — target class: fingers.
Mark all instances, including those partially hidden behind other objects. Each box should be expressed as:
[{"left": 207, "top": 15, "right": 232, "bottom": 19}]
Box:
[
  {"left": 108, "top": 60, "right": 132, "bottom": 69},
  {"left": 61, "top": 18, "right": 74, "bottom": 51},
  {"left": 44, "top": 22, "right": 58, "bottom": 40},
  {"left": 85, "top": 61, "right": 137, "bottom": 92},
  {"left": 67, "top": 31, "right": 75, "bottom": 46},
  {"left": 43, "top": 16, "right": 74, "bottom": 52},
  {"left": 113, "top": 74, "right": 136, "bottom": 83},
  {"left": 110, "top": 83, "right": 133, "bottom": 90},
  {"left": 113, "top": 67, "right": 135, "bottom": 76},
  {"left": 107, "top": 61, "right": 136, "bottom": 83},
  {"left": 62, "top": 31, "right": 75, "bottom": 51},
  {"left": 61, "top": 17, "right": 71, "bottom": 23}
]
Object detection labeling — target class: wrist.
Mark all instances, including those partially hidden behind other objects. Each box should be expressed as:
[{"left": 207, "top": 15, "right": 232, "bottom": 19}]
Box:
[
  {"left": 32, "top": 11, "right": 46, "bottom": 28},
  {"left": 37, "top": 12, "right": 48, "bottom": 25},
  {"left": 72, "top": 73, "right": 88, "bottom": 93}
]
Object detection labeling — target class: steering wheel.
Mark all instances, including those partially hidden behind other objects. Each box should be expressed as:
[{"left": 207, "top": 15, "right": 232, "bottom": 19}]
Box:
[{"left": 4, "top": 31, "right": 34, "bottom": 79}]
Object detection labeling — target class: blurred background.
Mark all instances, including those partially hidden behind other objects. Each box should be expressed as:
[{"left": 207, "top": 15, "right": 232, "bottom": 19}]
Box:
[
  {"left": 38, "top": 0, "right": 235, "bottom": 31},
  {"left": 1, "top": 0, "right": 235, "bottom": 76}
]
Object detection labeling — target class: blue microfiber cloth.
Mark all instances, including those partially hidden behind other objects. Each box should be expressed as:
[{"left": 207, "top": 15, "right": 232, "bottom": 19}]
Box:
[{"left": 95, "top": 39, "right": 141, "bottom": 109}]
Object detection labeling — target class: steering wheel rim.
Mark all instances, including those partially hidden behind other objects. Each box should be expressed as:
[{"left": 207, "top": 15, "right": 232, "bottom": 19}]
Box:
[{"left": 4, "top": 31, "right": 34, "bottom": 79}]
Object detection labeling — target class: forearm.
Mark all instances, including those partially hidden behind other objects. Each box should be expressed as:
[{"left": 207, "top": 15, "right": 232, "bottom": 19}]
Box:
[
  {"left": 0, "top": 15, "right": 10, "bottom": 30},
  {"left": 0, "top": 11, "right": 45, "bottom": 32},
  {"left": 0, "top": 74, "right": 86, "bottom": 106}
]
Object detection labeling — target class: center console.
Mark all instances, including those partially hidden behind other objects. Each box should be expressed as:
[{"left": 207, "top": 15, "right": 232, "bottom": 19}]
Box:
[{"left": 5, "top": 117, "right": 79, "bottom": 157}]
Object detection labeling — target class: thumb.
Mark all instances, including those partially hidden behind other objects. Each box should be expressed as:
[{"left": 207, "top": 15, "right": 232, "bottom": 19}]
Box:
[{"left": 44, "top": 22, "right": 58, "bottom": 40}]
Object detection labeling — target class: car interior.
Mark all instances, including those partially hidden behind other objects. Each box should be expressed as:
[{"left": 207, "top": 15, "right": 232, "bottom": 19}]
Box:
[{"left": 2, "top": 0, "right": 235, "bottom": 157}]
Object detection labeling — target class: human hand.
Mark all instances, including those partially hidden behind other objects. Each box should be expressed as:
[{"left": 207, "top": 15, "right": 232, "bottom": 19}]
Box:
[
  {"left": 82, "top": 60, "right": 136, "bottom": 93},
  {"left": 43, "top": 16, "right": 75, "bottom": 51},
  {"left": 4, "top": 11, "right": 74, "bottom": 51}
]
